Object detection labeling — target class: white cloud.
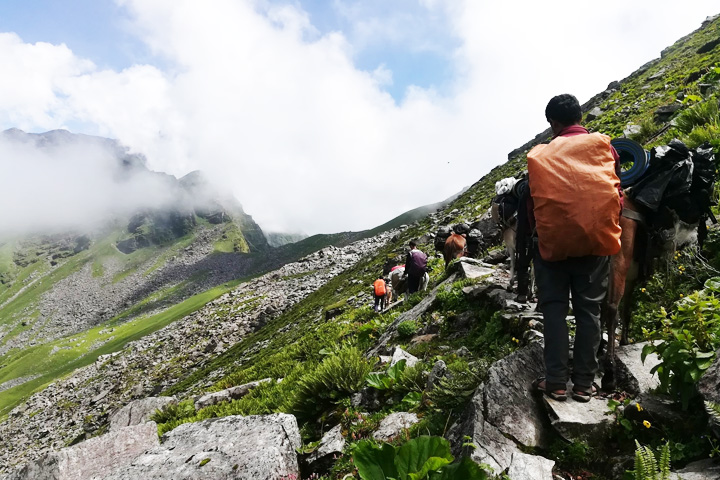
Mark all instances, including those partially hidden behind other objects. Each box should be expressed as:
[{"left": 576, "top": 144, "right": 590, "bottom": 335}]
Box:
[{"left": 0, "top": 1, "right": 718, "bottom": 234}]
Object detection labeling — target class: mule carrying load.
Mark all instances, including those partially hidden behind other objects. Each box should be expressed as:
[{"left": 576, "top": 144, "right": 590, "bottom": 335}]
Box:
[
  {"left": 601, "top": 138, "right": 717, "bottom": 391},
  {"left": 619, "top": 138, "right": 717, "bottom": 248}
]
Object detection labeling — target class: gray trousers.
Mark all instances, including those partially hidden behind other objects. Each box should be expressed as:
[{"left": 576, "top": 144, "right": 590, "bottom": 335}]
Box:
[{"left": 534, "top": 253, "right": 609, "bottom": 391}]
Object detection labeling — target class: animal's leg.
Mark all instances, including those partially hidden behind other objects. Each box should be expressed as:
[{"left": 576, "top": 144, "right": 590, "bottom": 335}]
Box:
[
  {"left": 504, "top": 227, "right": 517, "bottom": 290},
  {"left": 601, "top": 215, "right": 638, "bottom": 392},
  {"left": 620, "top": 270, "right": 637, "bottom": 345},
  {"left": 601, "top": 300, "right": 619, "bottom": 392}
]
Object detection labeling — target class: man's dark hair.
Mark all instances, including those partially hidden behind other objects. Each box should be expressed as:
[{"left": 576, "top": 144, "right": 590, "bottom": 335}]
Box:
[
  {"left": 545, "top": 94, "right": 582, "bottom": 125},
  {"left": 409, "top": 240, "right": 417, "bottom": 248}
]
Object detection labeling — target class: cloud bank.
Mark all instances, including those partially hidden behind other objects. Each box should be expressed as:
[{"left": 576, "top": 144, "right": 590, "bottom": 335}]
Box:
[{"left": 0, "top": 1, "right": 717, "bottom": 234}]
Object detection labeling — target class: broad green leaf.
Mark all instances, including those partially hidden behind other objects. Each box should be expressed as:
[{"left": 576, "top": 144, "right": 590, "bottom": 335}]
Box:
[
  {"left": 354, "top": 441, "right": 399, "bottom": 480},
  {"left": 641, "top": 344, "right": 655, "bottom": 362},
  {"left": 408, "top": 457, "right": 452, "bottom": 480},
  {"left": 704, "top": 277, "right": 720, "bottom": 292},
  {"left": 430, "top": 457, "right": 488, "bottom": 480},
  {"left": 387, "top": 359, "right": 407, "bottom": 382},
  {"left": 396, "top": 436, "right": 453, "bottom": 480}
]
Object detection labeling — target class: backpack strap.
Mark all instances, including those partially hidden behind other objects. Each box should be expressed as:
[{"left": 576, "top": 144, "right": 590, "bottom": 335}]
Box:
[{"left": 622, "top": 208, "right": 645, "bottom": 224}]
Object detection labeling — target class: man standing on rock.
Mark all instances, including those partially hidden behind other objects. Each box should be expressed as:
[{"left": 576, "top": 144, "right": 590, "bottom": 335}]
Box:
[
  {"left": 528, "top": 94, "right": 622, "bottom": 402},
  {"left": 404, "top": 241, "right": 428, "bottom": 295}
]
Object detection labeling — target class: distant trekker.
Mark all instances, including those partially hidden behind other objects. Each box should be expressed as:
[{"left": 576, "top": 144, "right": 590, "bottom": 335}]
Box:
[
  {"left": 373, "top": 276, "right": 387, "bottom": 312},
  {"left": 404, "top": 241, "right": 428, "bottom": 295},
  {"left": 528, "top": 94, "right": 621, "bottom": 403}
]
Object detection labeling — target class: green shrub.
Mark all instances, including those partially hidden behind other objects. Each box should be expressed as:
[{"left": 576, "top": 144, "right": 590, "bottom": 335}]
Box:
[
  {"left": 642, "top": 278, "right": 720, "bottom": 410},
  {"left": 397, "top": 320, "right": 418, "bottom": 338},
  {"left": 286, "top": 345, "right": 374, "bottom": 421},
  {"left": 674, "top": 97, "right": 719, "bottom": 134}
]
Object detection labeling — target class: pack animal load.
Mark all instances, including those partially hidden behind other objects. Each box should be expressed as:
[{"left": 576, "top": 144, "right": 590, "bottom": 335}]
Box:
[
  {"left": 527, "top": 133, "right": 622, "bottom": 262},
  {"left": 624, "top": 139, "right": 717, "bottom": 239},
  {"left": 491, "top": 177, "right": 520, "bottom": 225}
]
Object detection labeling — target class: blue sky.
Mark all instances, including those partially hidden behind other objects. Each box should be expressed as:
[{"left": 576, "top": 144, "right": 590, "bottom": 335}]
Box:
[{"left": 0, "top": 1, "right": 718, "bottom": 234}]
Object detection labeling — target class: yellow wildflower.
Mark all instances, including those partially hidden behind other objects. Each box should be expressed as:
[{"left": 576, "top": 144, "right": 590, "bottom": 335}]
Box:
[
  {"left": 643, "top": 420, "right": 651, "bottom": 429},
  {"left": 636, "top": 403, "right": 643, "bottom": 412},
  {"left": 680, "top": 294, "right": 684, "bottom": 298},
  {"left": 641, "top": 288, "right": 646, "bottom": 293}
]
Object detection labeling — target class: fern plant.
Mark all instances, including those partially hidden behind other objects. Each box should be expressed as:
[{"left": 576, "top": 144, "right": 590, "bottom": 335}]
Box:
[
  {"left": 632, "top": 441, "right": 671, "bottom": 480},
  {"left": 705, "top": 400, "right": 720, "bottom": 429}
]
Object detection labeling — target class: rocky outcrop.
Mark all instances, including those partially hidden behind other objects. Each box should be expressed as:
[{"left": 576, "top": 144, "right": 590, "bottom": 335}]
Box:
[
  {"left": 448, "top": 341, "right": 551, "bottom": 473},
  {"left": 7, "top": 423, "right": 159, "bottom": 480},
  {"left": 110, "top": 396, "right": 177, "bottom": 431},
  {"left": 105, "top": 414, "right": 301, "bottom": 480}
]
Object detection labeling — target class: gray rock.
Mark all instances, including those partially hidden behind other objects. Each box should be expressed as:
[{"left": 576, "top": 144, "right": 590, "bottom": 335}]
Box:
[
  {"left": 194, "top": 378, "right": 271, "bottom": 410},
  {"left": 670, "top": 458, "right": 720, "bottom": 479},
  {"left": 391, "top": 348, "right": 418, "bottom": 368},
  {"left": 542, "top": 395, "right": 613, "bottom": 446},
  {"left": 8, "top": 423, "right": 159, "bottom": 480},
  {"left": 698, "top": 348, "right": 720, "bottom": 405},
  {"left": 372, "top": 413, "right": 420, "bottom": 442},
  {"left": 648, "top": 67, "right": 667, "bottom": 80},
  {"left": 614, "top": 342, "right": 660, "bottom": 395},
  {"left": 624, "top": 124, "right": 642, "bottom": 137},
  {"left": 427, "top": 360, "right": 447, "bottom": 391},
  {"left": 110, "top": 396, "right": 177, "bottom": 431},
  {"left": 456, "top": 262, "right": 494, "bottom": 280},
  {"left": 654, "top": 103, "right": 683, "bottom": 122},
  {"left": 586, "top": 107, "right": 603, "bottom": 121},
  {"left": 306, "top": 424, "right": 345, "bottom": 465},
  {"left": 507, "top": 452, "right": 555, "bottom": 480},
  {"left": 483, "top": 342, "right": 549, "bottom": 448},
  {"left": 105, "top": 414, "right": 301, "bottom": 480},
  {"left": 448, "top": 391, "right": 519, "bottom": 473},
  {"left": 447, "top": 342, "right": 549, "bottom": 473}
]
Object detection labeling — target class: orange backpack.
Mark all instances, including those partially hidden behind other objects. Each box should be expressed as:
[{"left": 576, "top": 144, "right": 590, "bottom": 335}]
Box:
[
  {"left": 527, "top": 133, "right": 621, "bottom": 261},
  {"left": 374, "top": 279, "right": 387, "bottom": 296}
]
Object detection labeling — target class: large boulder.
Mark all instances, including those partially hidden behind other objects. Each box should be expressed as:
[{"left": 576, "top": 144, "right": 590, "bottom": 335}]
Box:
[
  {"left": 613, "top": 342, "right": 661, "bottom": 395},
  {"left": 8, "top": 423, "right": 160, "bottom": 480},
  {"left": 448, "top": 342, "right": 550, "bottom": 473},
  {"left": 105, "top": 414, "right": 301, "bottom": 480},
  {"left": 110, "top": 396, "right": 177, "bottom": 431}
]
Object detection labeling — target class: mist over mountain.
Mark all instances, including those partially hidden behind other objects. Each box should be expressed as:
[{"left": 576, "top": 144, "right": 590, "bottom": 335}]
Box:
[{"left": 0, "top": 129, "right": 189, "bottom": 236}]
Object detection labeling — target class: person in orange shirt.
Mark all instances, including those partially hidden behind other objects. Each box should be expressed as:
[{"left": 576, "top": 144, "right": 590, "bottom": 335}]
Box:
[
  {"left": 372, "top": 275, "right": 387, "bottom": 312},
  {"left": 529, "top": 94, "right": 621, "bottom": 403}
]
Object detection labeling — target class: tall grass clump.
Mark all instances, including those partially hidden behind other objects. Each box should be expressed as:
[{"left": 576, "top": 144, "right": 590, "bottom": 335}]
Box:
[{"left": 286, "top": 345, "right": 374, "bottom": 421}]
